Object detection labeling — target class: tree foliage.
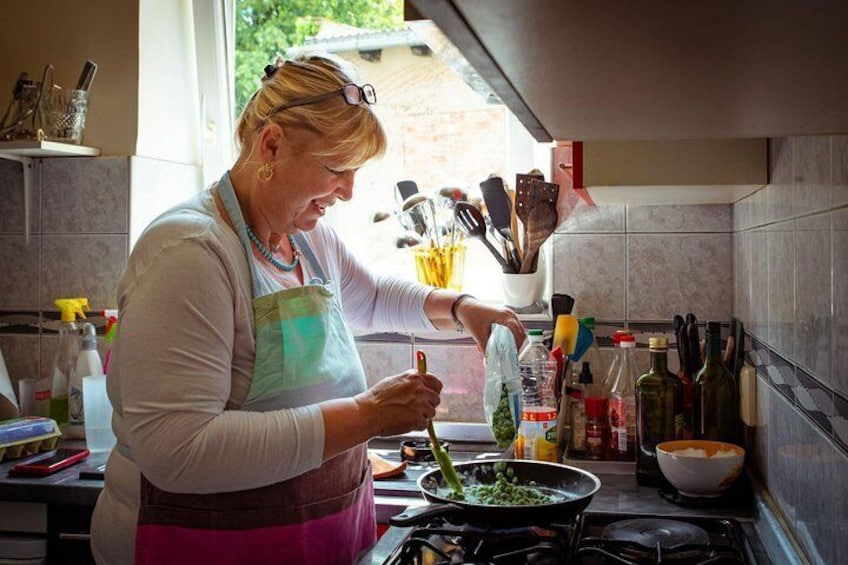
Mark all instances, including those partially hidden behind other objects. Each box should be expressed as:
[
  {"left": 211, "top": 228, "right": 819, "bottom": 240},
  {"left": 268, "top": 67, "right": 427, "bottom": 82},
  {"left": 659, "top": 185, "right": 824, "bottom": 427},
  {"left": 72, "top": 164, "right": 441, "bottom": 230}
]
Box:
[{"left": 235, "top": 0, "right": 403, "bottom": 113}]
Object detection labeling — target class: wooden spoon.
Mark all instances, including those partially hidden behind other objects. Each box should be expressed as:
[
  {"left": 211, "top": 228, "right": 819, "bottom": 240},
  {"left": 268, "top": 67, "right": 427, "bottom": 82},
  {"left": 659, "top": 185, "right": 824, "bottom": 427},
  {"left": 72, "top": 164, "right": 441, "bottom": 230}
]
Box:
[{"left": 518, "top": 178, "right": 559, "bottom": 273}]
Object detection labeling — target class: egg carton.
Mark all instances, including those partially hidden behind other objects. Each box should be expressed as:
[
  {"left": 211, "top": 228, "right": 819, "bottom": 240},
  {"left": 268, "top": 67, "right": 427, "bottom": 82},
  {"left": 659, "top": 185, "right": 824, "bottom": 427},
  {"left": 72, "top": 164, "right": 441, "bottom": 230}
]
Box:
[{"left": 0, "top": 417, "right": 62, "bottom": 462}]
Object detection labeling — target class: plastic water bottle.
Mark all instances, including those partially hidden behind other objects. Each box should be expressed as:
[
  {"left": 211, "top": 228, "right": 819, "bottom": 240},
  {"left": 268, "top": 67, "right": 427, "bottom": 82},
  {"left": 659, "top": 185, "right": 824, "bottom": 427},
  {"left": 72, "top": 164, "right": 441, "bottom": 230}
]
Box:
[
  {"left": 608, "top": 334, "right": 638, "bottom": 460},
  {"left": 515, "top": 329, "right": 558, "bottom": 462}
]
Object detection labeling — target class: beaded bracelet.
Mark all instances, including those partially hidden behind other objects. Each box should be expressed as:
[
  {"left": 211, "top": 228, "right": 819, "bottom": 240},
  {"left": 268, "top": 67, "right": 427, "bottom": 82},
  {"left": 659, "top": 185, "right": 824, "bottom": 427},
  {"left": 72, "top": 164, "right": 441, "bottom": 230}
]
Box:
[{"left": 450, "top": 294, "right": 474, "bottom": 331}]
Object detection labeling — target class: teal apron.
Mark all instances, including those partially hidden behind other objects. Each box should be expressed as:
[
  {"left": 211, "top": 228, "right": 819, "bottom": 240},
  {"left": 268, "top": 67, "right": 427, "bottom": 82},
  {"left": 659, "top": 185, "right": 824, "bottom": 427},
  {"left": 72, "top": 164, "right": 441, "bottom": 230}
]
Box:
[{"left": 134, "top": 172, "right": 375, "bottom": 564}]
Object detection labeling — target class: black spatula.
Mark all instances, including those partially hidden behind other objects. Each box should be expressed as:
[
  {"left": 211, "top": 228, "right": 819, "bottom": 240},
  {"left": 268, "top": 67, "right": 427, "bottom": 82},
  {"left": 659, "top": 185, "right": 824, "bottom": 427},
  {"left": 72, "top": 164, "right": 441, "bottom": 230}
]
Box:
[
  {"left": 395, "top": 180, "right": 419, "bottom": 203},
  {"left": 480, "top": 175, "right": 521, "bottom": 272}
]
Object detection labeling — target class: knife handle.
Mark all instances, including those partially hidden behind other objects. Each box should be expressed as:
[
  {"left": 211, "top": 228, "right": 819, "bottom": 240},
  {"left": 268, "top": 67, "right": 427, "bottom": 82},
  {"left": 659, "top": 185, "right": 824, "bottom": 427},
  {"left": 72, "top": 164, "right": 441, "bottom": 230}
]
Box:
[
  {"left": 75, "top": 60, "right": 98, "bottom": 92},
  {"left": 687, "top": 323, "right": 702, "bottom": 376}
]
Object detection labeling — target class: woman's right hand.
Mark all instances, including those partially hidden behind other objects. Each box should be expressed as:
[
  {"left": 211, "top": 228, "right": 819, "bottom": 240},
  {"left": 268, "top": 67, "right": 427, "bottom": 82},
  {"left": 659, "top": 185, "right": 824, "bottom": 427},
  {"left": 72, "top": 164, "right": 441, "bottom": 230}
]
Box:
[{"left": 354, "top": 370, "right": 443, "bottom": 436}]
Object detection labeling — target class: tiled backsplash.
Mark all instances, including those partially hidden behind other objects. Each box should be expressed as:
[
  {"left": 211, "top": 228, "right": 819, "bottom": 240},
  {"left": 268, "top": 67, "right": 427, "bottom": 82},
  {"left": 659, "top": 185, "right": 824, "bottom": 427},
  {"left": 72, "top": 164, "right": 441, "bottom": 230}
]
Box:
[
  {"left": 0, "top": 155, "right": 200, "bottom": 386},
  {"left": 735, "top": 135, "right": 848, "bottom": 564}
]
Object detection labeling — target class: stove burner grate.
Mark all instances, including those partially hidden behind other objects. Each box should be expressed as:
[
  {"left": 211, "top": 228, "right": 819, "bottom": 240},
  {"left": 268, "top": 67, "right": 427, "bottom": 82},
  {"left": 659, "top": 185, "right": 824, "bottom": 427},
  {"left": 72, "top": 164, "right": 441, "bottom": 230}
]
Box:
[
  {"left": 382, "top": 519, "right": 571, "bottom": 565},
  {"left": 574, "top": 515, "right": 750, "bottom": 564},
  {"left": 600, "top": 517, "right": 711, "bottom": 559}
]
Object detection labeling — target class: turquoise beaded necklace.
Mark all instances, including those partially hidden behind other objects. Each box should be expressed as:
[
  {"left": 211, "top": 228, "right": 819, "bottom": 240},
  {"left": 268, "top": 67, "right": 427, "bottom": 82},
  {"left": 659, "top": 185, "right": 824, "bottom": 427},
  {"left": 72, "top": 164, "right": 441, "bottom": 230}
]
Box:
[{"left": 246, "top": 226, "right": 300, "bottom": 272}]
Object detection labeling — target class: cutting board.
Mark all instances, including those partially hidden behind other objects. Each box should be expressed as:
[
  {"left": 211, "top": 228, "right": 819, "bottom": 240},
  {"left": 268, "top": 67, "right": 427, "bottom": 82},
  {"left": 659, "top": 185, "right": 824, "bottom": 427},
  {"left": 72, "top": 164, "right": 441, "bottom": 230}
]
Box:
[{"left": 368, "top": 451, "right": 407, "bottom": 480}]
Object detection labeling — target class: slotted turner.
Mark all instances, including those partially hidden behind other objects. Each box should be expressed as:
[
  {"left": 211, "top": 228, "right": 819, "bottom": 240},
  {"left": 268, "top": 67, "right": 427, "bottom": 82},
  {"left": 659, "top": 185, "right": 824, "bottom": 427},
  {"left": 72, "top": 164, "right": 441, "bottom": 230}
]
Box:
[
  {"left": 516, "top": 176, "right": 559, "bottom": 274},
  {"left": 454, "top": 202, "right": 511, "bottom": 271}
]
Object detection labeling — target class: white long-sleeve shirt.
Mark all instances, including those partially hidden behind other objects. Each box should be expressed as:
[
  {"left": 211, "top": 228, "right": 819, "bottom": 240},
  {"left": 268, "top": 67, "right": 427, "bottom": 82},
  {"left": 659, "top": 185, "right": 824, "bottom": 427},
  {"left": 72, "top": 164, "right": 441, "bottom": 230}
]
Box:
[{"left": 91, "top": 188, "right": 436, "bottom": 564}]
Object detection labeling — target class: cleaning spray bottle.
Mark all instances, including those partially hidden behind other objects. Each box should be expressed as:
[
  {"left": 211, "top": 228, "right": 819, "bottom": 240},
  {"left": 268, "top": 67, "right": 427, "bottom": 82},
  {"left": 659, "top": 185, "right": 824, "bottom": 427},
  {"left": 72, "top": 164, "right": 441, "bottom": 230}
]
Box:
[
  {"left": 49, "top": 298, "right": 89, "bottom": 433},
  {"left": 67, "top": 322, "right": 103, "bottom": 439},
  {"left": 100, "top": 309, "right": 118, "bottom": 374}
]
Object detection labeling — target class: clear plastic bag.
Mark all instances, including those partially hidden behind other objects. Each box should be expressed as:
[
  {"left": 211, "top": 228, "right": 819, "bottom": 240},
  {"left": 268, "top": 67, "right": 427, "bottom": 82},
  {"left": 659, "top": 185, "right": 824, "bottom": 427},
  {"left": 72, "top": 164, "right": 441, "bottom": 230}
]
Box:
[{"left": 483, "top": 324, "right": 522, "bottom": 449}]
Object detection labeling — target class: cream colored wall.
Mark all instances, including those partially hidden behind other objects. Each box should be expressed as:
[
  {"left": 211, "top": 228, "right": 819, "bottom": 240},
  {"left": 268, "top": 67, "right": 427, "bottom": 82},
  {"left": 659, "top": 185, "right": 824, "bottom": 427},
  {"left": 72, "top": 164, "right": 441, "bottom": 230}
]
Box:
[
  {"left": 0, "top": 0, "right": 140, "bottom": 156},
  {"left": 137, "top": 0, "right": 202, "bottom": 165}
]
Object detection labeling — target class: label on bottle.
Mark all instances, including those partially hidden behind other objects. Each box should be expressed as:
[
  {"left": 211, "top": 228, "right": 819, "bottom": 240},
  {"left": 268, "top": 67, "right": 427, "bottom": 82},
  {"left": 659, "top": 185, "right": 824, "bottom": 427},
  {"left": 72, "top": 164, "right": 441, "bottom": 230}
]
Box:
[
  {"left": 609, "top": 396, "right": 635, "bottom": 454},
  {"left": 69, "top": 382, "right": 84, "bottom": 422},
  {"left": 516, "top": 406, "right": 558, "bottom": 462},
  {"left": 585, "top": 425, "right": 607, "bottom": 460},
  {"left": 570, "top": 399, "right": 587, "bottom": 451},
  {"left": 674, "top": 413, "right": 685, "bottom": 439}
]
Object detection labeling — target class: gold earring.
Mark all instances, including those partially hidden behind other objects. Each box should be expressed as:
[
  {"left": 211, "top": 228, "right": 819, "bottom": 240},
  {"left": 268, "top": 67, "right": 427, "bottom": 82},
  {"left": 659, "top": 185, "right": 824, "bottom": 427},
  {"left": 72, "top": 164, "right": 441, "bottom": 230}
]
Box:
[{"left": 257, "top": 163, "right": 274, "bottom": 182}]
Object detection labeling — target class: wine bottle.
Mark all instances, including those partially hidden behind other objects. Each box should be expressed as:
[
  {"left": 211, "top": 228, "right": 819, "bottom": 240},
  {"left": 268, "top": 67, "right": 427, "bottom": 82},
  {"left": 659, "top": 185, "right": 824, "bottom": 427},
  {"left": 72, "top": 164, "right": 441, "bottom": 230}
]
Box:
[
  {"left": 635, "top": 337, "right": 683, "bottom": 486},
  {"left": 694, "top": 322, "right": 740, "bottom": 444}
]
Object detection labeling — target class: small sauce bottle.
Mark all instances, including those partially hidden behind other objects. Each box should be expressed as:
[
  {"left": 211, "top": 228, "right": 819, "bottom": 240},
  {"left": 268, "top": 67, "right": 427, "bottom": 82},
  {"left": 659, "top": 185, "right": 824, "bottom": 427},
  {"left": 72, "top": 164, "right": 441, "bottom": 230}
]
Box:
[
  {"left": 584, "top": 396, "right": 610, "bottom": 461},
  {"left": 568, "top": 362, "right": 594, "bottom": 459}
]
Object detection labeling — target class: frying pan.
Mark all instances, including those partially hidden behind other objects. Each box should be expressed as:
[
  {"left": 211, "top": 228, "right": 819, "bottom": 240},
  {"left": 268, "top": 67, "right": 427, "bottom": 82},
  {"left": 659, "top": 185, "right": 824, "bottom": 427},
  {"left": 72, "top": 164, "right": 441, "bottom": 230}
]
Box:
[{"left": 389, "top": 459, "right": 600, "bottom": 528}]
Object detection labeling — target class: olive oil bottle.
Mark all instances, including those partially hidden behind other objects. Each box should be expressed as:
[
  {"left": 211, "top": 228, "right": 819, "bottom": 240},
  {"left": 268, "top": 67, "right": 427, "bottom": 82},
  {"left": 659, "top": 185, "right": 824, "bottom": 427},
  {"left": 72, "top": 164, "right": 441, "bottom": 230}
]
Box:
[
  {"left": 694, "top": 322, "right": 740, "bottom": 444},
  {"left": 635, "top": 337, "right": 683, "bottom": 486}
]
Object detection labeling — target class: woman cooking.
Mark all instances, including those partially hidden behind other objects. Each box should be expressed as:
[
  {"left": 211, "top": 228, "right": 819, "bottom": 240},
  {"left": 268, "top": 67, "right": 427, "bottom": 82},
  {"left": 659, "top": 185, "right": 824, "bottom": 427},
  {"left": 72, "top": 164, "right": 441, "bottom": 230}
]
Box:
[{"left": 90, "top": 51, "right": 525, "bottom": 564}]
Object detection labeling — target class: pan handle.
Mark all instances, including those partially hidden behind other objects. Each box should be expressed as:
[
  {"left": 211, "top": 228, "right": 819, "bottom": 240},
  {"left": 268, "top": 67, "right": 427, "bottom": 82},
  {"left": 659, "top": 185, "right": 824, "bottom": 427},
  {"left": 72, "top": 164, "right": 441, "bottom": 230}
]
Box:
[{"left": 388, "top": 503, "right": 464, "bottom": 527}]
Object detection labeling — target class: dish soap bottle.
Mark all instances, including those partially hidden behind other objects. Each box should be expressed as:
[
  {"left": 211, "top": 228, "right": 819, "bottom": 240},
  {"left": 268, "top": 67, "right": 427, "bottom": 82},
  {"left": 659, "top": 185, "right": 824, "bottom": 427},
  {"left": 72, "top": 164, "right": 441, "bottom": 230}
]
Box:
[
  {"left": 67, "top": 322, "right": 103, "bottom": 439},
  {"left": 49, "top": 298, "right": 89, "bottom": 432},
  {"left": 515, "top": 329, "right": 558, "bottom": 462}
]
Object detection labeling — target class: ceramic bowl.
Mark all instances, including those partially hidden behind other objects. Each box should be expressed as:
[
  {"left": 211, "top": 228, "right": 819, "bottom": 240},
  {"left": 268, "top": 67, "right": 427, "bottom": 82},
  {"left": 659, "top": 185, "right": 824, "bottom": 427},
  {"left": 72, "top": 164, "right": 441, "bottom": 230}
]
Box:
[{"left": 656, "top": 439, "right": 745, "bottom": 497}]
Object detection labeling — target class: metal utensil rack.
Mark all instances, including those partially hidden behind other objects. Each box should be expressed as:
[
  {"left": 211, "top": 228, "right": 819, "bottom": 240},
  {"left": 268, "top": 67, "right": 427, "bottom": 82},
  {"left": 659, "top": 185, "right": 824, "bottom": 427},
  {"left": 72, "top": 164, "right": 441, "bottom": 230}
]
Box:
[{"left": 0, "top": 140, "right": 99, "bottom": 243}]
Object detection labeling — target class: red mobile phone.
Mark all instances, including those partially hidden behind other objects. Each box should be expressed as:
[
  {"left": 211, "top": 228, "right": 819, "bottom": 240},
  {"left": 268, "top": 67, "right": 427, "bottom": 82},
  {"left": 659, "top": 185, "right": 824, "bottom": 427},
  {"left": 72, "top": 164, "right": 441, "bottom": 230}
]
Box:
[{"left": 9, "top": 448, "right": 90, "bottom": 477}]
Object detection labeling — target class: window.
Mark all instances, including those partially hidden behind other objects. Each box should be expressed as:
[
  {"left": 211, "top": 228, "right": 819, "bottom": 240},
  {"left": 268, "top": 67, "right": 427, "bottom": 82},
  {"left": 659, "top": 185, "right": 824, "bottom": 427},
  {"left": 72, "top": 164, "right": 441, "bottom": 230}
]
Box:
[{"left": 234, "top": 4, "right": 552, "bottom": 303}]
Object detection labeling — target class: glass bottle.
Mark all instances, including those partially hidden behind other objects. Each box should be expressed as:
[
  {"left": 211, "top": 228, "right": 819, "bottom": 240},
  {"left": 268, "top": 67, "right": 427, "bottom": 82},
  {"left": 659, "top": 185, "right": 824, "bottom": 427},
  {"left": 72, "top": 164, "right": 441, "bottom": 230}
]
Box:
[
  {"left": 515, "top": 329, "right": 558, "bottom": 462},
  {"left": 584, "top": 396, "right": 609, "bottom": 461},
  {"left": 635, "top": 337, "right": 683, "bottom": 486},
  {"left": 568, "top": 362, "right": 594, "bottom": 458},
  {"left": 694, "top": 322, "right": 740, "bottom": 444},
  {"left": 608, "top": 334, "right": 637, "bottom": 461}
]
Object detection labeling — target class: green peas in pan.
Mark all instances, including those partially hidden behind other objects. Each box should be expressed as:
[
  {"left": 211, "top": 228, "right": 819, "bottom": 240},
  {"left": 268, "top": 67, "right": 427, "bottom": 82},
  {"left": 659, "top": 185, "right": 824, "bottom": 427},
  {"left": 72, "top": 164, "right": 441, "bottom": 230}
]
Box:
[{"left": 445, "top": 468, "right": 554, "bottom": 506}]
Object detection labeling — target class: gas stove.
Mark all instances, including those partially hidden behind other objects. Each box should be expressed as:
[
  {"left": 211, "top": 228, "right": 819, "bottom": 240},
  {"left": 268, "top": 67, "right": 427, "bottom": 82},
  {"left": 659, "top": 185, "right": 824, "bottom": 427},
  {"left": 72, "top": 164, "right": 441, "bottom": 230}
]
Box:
[{"left": 366, "top": 512, "right": 756, "bottom": 564}]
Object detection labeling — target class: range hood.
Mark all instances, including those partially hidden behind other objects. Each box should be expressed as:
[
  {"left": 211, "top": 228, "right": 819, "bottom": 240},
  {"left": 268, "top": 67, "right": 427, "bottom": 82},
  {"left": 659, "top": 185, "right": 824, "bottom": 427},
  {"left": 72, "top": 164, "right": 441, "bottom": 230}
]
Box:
[
  {"left": 405, "top": 0, "right": 847, "bottom": 204},
  {"left": 406, "top": 0, "right": 848, "bottom": 141}
]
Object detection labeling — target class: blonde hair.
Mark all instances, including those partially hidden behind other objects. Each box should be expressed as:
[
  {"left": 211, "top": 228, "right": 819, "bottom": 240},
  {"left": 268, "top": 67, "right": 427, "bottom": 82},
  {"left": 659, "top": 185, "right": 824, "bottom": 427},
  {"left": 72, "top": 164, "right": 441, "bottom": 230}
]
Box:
[{"left": 236, "top": 50, "right": 387, "bottom": 169}]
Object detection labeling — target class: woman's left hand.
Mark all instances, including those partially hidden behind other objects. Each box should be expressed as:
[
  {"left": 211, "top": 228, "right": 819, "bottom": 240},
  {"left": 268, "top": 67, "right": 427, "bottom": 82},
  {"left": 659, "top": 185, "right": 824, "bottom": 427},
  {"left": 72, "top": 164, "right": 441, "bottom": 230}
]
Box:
[{"left": 455, "top": 298, "right": 525, "bottom": 352}]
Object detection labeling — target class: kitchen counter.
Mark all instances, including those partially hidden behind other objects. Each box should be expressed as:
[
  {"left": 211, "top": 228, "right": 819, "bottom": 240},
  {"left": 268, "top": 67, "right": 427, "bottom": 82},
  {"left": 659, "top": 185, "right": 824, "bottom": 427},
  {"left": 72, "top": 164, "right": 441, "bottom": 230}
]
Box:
[
  {"left": 0, "top": 439, "right": 793, "bottom": 564},
  {"left": 0, "top": 441, "right": 106, "bottom": 507}
]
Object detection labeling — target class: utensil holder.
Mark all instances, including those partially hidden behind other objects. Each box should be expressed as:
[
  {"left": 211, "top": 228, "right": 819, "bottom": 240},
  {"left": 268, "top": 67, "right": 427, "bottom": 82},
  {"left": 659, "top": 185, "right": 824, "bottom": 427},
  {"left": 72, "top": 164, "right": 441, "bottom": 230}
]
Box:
[
  {"left": 412, "top": 243, "right": 466, "bottom": 291},
  {"left": 502, "top": 248, "right": 547, "bottom": 309},
  {"left": 39, "top": 86, "right": 89, "bottom": 144}
]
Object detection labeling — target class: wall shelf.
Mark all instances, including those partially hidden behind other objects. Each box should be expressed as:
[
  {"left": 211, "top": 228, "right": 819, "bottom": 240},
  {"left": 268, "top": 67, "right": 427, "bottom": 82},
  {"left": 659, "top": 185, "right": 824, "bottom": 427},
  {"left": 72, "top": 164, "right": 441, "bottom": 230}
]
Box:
[
  {"left": 0, "top": 140, "right": 101, "bottom": 243},
  {"left": 0, "top": 140, "right": 100, "bottom": 158}
]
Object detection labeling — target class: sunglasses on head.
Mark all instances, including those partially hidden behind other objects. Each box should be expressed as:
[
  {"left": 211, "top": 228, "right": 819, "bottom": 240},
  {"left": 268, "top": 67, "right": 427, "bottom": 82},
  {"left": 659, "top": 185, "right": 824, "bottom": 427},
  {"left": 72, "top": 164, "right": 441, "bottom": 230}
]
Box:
[{"left": 269, "top": 83, "right": 376, "bottom": 114}]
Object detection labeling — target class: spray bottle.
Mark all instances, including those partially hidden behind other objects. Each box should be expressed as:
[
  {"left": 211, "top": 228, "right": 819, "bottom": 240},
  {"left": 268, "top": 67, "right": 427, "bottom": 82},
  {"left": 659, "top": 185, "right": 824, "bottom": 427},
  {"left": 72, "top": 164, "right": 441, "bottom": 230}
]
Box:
[
  {"left": 67, "top": 322, "right": 103, "bottom": 439},
  {"left": 49, "top": 298, "right": 89, "bottom": 433},
  {"left": 100, "top": 309, "right": 118, "bottom": 374}
]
